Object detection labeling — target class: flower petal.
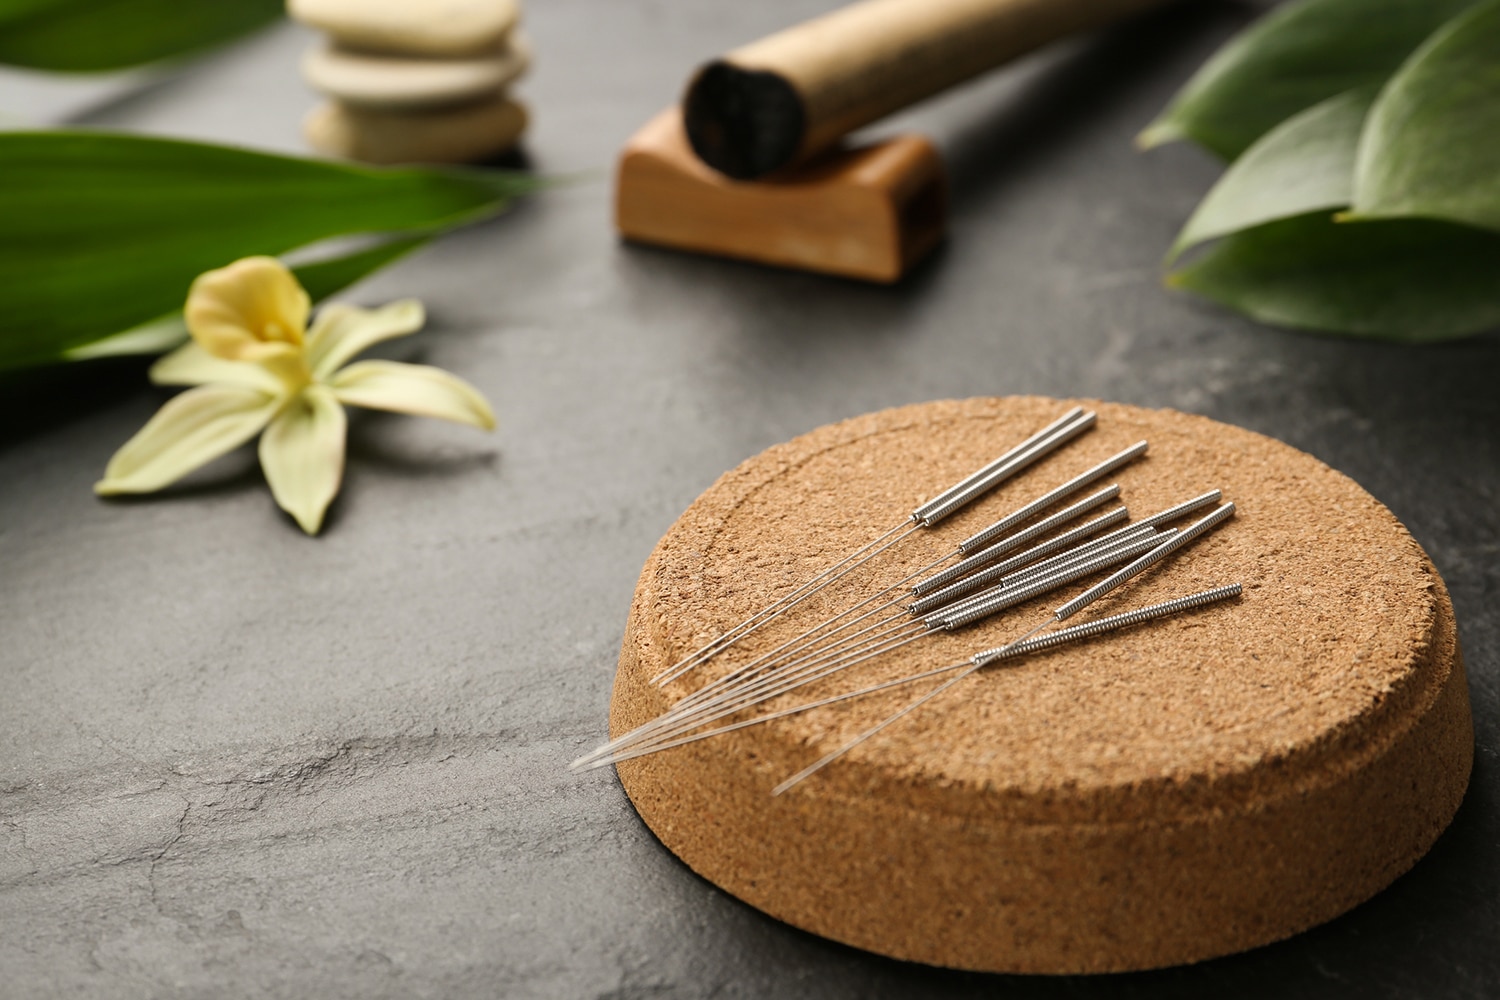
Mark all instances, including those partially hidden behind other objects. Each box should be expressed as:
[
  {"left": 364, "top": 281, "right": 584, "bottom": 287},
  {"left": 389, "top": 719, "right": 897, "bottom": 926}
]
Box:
[
  {"left": 305, "top": 299, "right": 425, "bottom": 380},
  {"left": 185, "top": 256, "right": 310, "bottom": 362},
  {"left": 258, "top": 385, "right": 347, "bottom": 535},
  {"left": 150, "top": 341, "right": 284, "bottom": 391},
  {"left": 95, "top": 384, "right": 280, "bottom": 495},
  {"left": 327, "top": 360, "right": 495, "bottom": 430}
]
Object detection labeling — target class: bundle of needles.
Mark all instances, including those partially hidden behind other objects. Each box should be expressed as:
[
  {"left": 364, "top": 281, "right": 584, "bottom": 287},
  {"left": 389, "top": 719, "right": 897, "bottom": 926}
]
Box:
[{"left": 575, "top": 407, "right": 1244, "bottom": 793}]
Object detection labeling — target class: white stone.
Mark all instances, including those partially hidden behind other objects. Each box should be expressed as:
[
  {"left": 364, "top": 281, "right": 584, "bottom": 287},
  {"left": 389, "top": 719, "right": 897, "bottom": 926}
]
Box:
[
  {"left": 288, "top": 0, "right": 521, "bottom": 57},
  {"left": 302, "top": 34, "right": 531, "bottom": 110},
  {"left": 304, "top": 96, "right": 528, "bottom": 165}
]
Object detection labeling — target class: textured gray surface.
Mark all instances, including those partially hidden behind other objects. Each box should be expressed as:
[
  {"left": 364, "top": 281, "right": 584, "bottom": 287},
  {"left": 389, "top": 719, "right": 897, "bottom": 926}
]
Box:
[{"left": 1, "top": 2, "right": 1496, "bottom": 998}]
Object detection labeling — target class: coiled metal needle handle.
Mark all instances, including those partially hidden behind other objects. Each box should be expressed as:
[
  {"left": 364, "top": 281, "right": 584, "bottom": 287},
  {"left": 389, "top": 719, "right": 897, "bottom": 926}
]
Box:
[
  {"left": 984, "top": 489, "right": 1221, "bottom": 593},
  {"left": 910, "top": 406, "right": 1084, "bottom": 524},
  {"left": 1056, "top": 502, "right": 1237, "bottom": 621},
  {"left": 908, "top": 519, "right": 1147, "bottom": 617},
  {"left": 911, "top": 490, "right": 1124, "bottom": 598},
  {"left": 974, "top": 584, "right": 1243, "bottom": 664},
  {"left": 958, "top": 440, "right": 1149, "bottom": 554},
  {"left": 935, "top": 531, "right": 1169, "bottom": 630},
  {"left": 914, "top": 410, "right": 1096, "bottom": 527}
]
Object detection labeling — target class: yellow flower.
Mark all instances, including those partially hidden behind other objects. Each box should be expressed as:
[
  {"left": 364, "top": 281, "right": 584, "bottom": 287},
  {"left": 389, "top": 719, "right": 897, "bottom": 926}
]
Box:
[{"left": 95, "top": 256, "right": 495, "bottom": 534}]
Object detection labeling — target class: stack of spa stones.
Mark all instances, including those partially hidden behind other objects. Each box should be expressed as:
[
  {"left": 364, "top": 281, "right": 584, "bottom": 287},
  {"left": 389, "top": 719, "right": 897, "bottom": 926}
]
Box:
[{"left": 293, "top": 0, "right": 530, "bottom": 165}]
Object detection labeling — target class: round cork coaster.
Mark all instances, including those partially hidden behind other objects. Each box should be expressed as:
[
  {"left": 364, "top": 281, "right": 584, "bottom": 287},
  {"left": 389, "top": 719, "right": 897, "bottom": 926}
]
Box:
[{"left": 610, "top": 397, "right": 1472, "bottom": 974}]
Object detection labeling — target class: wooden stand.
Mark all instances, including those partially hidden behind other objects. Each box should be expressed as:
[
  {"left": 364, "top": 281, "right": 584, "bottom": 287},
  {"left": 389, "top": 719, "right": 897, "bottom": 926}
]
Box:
[
  {"left": 614, "top": 108, "right": 946, "bottom": 283},
  {"left": 611, "top": 397, "right": 1473, "bottom": 973}
]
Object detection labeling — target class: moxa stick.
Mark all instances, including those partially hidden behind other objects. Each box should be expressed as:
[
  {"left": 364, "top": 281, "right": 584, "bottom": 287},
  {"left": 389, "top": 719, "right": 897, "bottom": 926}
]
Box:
[{"left": 683, "top": 0, "right": 1168, "bottom": 179}]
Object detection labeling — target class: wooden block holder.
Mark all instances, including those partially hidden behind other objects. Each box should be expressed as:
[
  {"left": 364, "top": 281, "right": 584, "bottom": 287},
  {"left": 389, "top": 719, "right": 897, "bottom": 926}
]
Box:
[
  {"left": 615, "top": 108, "right": 947, "bottom": 283},
  {"left": 614, "top": 0, "right": 1175, "bottom": 281}
]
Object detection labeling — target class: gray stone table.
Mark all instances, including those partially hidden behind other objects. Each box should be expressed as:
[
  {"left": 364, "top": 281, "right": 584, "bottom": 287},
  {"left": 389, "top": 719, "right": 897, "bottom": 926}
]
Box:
[{"left": 2, "top": 2, "right": 1496, "bottom": 997}]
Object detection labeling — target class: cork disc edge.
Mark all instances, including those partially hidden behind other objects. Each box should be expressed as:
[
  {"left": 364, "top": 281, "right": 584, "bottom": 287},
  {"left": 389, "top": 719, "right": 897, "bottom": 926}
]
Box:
[{"left": 609, "top": 397, "right": 1474, "bottom": 973}]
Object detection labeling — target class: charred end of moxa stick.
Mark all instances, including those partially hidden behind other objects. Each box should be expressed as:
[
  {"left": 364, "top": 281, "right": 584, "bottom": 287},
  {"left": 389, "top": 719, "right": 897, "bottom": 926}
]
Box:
[{"left": 683, "top": 60, "right": 807, "bottom": 180}]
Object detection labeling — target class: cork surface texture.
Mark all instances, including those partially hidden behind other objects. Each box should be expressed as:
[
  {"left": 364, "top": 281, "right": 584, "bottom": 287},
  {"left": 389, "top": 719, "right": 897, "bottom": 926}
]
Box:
[{"left": 609, "top": 396, "right": 1473, "bottom": 974}]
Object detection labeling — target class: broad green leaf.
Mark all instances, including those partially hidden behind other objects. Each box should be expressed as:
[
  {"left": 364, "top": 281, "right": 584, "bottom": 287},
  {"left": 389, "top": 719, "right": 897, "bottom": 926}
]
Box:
[
  {"left": 289, "top": 237, "right": 436, "bottom": 305},
  {"left": 1138, "top": 0, "right": 1477, "bottom": 160},
  {"left": 0, "top": 131, "right": 536, "bottom": 371},
  {"left": 64, "top": 235, "right": 432, "bottom": 362},
  {"left": 62, "top": 314, "right": 192, "bottom": 362},
  {"left": 1168, "top": 213, "right": 1500, "bottom": 342},
  {"left": 0, "top": 0, "right": 282, "bottom": 72},
  {"left": 1170, "top": 88, "right": 1372, "bottom": 260},
  {"left": 1351, "top": 0, "right": 1500, "bottom": 233}
]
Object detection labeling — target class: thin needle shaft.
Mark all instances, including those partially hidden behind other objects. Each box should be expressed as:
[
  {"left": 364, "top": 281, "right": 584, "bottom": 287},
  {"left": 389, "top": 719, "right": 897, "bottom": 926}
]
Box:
[
  {"left": 773, "top": 662, "right": 983, "bottom": 796},
  {"left": 772, "top": 583, "right": 1244, "bottom": 794},
  {"left": 583, "top": 628, "right": 935, "bottom": 767},
  {"left": 601, "top": 584, "right": 1244, "bottom": 770},
  {"left": 648, "top": 407, "right": 1097, "bottom": 686},
  {"left": 672, "top": 548, "right": 953, "bottom": 710},
  {"left": 652, "top": 520, "right": 920, "bottom": 686},
  {"left": 597, "top": 658, "right": 974, "bottom": 766},
  {"left": 643, "top": 619, "right": 928, "bottom": 742},
  {"left": 579, "top": 611, "right": 930, "bottom": 767},
  {"left": 628, "top": 528, "right": 1170, "bottom": 759},
  {"left": 911, "top": 485, "right": 1123, "bottom": 597}
]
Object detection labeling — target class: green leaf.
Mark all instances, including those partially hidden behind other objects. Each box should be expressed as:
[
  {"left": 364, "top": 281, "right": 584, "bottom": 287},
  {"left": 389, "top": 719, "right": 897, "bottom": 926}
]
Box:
[
  {"left": 1351, "top": 0, "right": 1500, "bottom": 233},
  {"left": 293, "top": 236, "right": 436, "bottom": 302},
  {"left": 1138, "top": 0, "right": 1478, "bottom": 160},
  {"left": 1168, "top": 212, "right": 1500, "bottom": 342},
  {"left": 1170, "top": 87, "right": 1373, "bottom": 260},
  {"left": 0, "top": 0, "right": 282, "bottom": 72},
  {"left": 0, "top": 131, "right": 536, "bottom": 371},
  {"left": 63, "top": 235, "right": 432, "bottom": 362}
]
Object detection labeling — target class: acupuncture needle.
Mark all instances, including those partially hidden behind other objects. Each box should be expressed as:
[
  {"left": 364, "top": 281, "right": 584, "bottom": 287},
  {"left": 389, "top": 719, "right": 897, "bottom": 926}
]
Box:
[
  {"left": 726, "top": 483, "right": 1125, "bottom": 677},
  {"left": 576, "top": 409, "right": 1098, "bottom": 768},
  {"left": 588, "top": 529, "right": 1168, "bottom": 762},
  {"left": 650, "top": 406, "right": 1096, "bottom": 686},
  {"left": 581, "top": 489, "right": 1223, "bottom": 769},
  {"left": 575, "top": 564, "right": 945, "bottom": 769},
  {"left": 594, "top": 508, "right": 1187, "bottom": 760},
  {"left": 820, "top": 524, "right": 1175, "bottom": 663},
  {"left": 646, "top": 406, "right": 1096, "bottom": 687},
  {"left": 910, "top": 500, "right": 1127, "bottom": 600},
  {"left": 907, "top": 515, "right": 1143, "bottom": 616},
  {"left": 910, "top": 489, "right": 1221, "bottom": 604},
  {"left": 590, "top": 585, "right": 1243, "bottom": 771},
  {"left": 573, "top": 614, "right": 934, "bottom": 771},
  {"left": 770, "top": 505, "right": 1238, "bottom": 794},
  {"left": 923, "top": 498, "right": 1233, "bottom": 645},
  {"left": 915, "top": 528, "right": 1171, "bottom": 627},
  {"left": 1002, "top": 500, "right": 1239, "bottom": 649},
  {"left": 768, "top": 584, "right": 1244, "bottom": 794},
  {"left": 576, "top": 528, "right": 1174, "bottom": 768},
  {"left": 661, "top": 437, "right": 1154, "bottom": 713},
  {"left": 762, "top": 527, "right": 1170, "bottom": 681},
  {"left": 665, "top": 485, "right": 1126, "bottom": 718}
]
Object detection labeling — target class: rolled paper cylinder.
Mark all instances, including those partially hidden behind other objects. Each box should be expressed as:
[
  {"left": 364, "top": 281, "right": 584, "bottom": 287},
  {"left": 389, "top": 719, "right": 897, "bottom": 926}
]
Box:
[{"left": 682, "top": 0, "right": 1168, "bottom": 179}]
